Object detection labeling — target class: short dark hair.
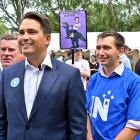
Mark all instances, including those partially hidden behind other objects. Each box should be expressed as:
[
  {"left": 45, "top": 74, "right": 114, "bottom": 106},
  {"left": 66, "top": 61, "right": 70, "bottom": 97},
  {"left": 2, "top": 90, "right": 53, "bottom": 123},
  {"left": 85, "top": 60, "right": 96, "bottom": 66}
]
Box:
[
  {"left": 74, "top": 49, "right": 82, "bottom": 53},
  {"left": 74, "top": 17, "right": 79, "bottom": 20},
  {"left": 124, "top": 44, "right": 131, "bottom": 51},
  {"left": 97, "top": 31, "right": 125, "bottom": 49},
  {"left": 91, "top": 54, "right": 97, "bottom": 60},
  {"left": 19, "top": 12, "right": 51, "bottom": 34}
]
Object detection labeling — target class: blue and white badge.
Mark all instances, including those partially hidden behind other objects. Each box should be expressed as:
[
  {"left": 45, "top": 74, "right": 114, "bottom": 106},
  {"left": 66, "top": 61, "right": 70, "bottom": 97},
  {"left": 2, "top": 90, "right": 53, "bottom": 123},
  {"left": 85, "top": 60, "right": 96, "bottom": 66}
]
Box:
[{"left": 10, "top": 77, "right": 20, "bottom": 87}]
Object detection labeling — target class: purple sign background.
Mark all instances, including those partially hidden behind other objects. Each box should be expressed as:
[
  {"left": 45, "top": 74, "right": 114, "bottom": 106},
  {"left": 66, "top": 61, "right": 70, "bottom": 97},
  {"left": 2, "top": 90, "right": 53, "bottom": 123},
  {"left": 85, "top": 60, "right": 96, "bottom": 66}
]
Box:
[{"left": 60, "top": 10, "right": 87, "bottom": 49}]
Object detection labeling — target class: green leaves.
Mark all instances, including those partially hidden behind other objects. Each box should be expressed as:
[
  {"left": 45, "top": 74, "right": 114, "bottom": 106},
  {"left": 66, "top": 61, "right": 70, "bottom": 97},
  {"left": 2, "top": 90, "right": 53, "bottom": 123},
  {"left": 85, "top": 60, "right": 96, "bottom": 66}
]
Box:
[{"left": 0, "top": 0, "right": 139, "bottom": 32}]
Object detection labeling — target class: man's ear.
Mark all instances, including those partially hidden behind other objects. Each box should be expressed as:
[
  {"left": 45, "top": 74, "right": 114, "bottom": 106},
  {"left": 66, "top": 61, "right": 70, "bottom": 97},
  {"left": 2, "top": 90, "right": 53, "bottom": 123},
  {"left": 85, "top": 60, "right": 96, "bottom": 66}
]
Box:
[
  {"left": 45, "top": 34, "right": 51, "bottom": 46},
  {"left": 117, "top": 47, "right": 124, "bottom": 57},
  {"left": 119, "top": 47, "right": 125, "bottom": 53}
]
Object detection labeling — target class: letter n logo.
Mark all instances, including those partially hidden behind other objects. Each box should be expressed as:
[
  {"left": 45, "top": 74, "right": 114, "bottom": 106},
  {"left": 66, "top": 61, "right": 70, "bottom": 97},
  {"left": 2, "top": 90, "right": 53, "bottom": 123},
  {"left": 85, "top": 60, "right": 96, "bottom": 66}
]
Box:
[{"left": 92, "top": 97, "right": 110, "bottom": 121}]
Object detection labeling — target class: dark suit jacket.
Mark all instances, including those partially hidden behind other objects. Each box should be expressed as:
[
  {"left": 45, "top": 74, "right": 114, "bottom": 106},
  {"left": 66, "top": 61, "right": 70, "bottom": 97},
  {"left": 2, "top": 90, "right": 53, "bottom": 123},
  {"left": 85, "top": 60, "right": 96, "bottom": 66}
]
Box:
[
  {"left": 0, "top": 57, "right": 87, "bottom": 140},
  {"left": 0, "top": 68, "right": 1, "bottom": 82},
  {"left": 135, "top": 58, "right": 140, "bottom": 76}
]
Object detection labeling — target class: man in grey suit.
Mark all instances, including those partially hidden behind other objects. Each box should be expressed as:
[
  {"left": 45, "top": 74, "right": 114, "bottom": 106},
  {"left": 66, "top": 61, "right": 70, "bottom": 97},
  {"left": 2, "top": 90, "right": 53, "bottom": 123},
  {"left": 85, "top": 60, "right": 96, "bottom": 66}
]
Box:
[{"left": 0, "top": 12, "right": 87, "bottom": 140}]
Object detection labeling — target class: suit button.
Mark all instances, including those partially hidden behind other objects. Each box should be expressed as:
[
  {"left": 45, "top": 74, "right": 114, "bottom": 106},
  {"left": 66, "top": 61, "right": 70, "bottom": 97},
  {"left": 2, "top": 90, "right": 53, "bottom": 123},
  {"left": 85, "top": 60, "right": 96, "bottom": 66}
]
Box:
[{"left": 26, "top": 124, "right": 31, "bottom": 130}]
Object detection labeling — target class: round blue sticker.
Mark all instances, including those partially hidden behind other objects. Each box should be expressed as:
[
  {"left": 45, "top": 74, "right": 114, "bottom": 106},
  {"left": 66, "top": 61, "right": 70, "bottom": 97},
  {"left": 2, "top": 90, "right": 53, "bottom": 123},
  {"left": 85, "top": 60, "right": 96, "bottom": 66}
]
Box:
[{"left": 10, "top": 77, "right": 20, "bottom": 87}]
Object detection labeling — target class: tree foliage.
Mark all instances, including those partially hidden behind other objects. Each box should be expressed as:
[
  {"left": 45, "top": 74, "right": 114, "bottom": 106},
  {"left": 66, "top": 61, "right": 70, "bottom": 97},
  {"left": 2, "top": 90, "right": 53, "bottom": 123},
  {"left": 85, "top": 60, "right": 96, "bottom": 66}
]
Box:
[
  {"left": 0, "top": 18, "right": 8, "bottom": 36},
  {"left": 0, "top": 0, "right": 139, "bottom": 32},
  {"left": 87, "top": 0, "right": 140, "bottom": 31},
  {"left": 0, "top": 0, "right": 31, "bottom": 31},
  {"left": 33, "top": 0, "right": 92, "bottom": 32}
]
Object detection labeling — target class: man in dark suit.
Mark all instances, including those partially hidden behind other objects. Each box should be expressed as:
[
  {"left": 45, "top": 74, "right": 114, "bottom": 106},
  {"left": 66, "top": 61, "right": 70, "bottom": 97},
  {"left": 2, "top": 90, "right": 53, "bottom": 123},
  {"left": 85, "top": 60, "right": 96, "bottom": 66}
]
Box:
[
  {"left": 135, "top": 58, "right": 140, "bottom": 76},
  {"left": 0, "top": 34, "right": 21, "bottom": 68},
  {"left": 0, "top": 33, "right": 25, "bottom": 82},
  {"left": 0, "top": 12, "right": 87, "bottom": 140}
]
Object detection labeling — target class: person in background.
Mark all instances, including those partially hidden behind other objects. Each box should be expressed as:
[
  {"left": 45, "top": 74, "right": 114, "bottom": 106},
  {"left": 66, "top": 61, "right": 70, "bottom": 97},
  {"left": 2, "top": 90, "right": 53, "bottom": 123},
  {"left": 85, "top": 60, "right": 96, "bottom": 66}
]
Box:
[
  {"left": 50, "top": 50, "right": 55, "bottom": 58},
  {"left": 89, "top": 54, "right": 99, "bottom": 76},
  {"left": 0, "top": 33, "right": 25, "bottom": 81},
  {"left": 56, "top": 55, "right": 65, "bottom": 62},
  {"left": 124, "top": 45, "right": 134, "bottom": 70},
  {"left": 135, "top": 58, "right": 140, "bottom": 75},
  {"left": 65, "top": 49, "right": 90, "bottom": 91},
  {"left": 119, "top": 44, "right": 132, "bottom": 70},
  {"left": 86, "top": 31, "right": 140, "bottom": 140},
  {"left": 64, "top": 50, "right": 72, "bottom": 62},
  {"left": 0, "top": 33, "right": 25, "bottom": 69},
  {"left": 0, "top": 12, "right": 87, "bottom": 140}
]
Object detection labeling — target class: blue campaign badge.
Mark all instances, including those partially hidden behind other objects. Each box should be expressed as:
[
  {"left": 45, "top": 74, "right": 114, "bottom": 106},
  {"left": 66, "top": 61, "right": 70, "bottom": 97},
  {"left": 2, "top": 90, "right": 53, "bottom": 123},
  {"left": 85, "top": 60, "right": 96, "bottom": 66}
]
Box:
[{"left": 10, "top": 77, "right": 20, "bottom": 87}]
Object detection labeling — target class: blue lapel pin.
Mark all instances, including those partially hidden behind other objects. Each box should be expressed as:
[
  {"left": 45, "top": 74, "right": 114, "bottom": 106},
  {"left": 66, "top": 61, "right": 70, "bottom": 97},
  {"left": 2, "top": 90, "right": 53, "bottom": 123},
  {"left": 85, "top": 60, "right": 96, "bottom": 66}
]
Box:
[{"left": 10, "top": 77, "right": 20, "bottom": 87}]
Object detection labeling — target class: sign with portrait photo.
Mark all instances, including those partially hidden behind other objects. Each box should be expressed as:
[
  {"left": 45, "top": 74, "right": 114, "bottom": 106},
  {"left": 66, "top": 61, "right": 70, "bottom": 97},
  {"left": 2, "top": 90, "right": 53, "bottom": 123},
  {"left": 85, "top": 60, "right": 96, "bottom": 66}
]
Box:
[{"left": 60, "top": 10, "right": 87, "bottom": 49}]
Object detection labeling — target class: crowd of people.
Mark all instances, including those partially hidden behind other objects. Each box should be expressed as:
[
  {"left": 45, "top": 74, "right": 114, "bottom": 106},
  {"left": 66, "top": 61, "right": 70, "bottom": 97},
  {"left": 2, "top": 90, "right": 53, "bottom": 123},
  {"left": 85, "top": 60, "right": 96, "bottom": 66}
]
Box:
[{"left": 0, "top": 11, "right": 140, "bottom": 140}]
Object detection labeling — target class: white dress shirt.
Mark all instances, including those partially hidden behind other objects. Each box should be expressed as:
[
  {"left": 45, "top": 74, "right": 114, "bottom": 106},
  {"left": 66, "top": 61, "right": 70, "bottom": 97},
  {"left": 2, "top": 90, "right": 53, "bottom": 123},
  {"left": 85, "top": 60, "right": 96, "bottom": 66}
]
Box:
[{"left": 24, "top": 54, "right": 52, "bottom": 118}]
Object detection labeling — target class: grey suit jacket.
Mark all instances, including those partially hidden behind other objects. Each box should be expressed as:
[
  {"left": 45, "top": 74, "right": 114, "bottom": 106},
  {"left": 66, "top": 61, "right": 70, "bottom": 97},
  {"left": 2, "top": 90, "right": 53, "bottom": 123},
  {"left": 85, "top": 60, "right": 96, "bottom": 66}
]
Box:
[{"left": 0, "top": 57, "right": 87, "bottom": 140}]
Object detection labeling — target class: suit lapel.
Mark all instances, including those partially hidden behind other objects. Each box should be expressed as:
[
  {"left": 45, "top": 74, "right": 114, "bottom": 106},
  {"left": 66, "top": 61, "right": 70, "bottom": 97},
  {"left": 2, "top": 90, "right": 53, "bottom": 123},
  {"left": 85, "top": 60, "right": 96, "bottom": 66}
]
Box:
[
  {"left": 13, "top": 61, "right": 28, "bottom": 121},
  {"left": 29, "top": 59, "right": 58, "bottom": 120}
]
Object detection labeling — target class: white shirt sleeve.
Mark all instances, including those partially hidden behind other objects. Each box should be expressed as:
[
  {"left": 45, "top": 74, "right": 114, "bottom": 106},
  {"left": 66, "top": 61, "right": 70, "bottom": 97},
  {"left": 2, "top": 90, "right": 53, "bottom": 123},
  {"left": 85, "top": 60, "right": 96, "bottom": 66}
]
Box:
[{"left": 125, "top": 120, "right": 140, "bottom": 130}]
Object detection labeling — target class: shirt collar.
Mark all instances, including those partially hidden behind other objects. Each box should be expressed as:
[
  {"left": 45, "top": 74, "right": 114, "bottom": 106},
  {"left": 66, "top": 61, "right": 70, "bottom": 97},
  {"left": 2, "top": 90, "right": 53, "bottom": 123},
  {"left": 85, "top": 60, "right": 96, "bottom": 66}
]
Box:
[
  {"left": 99, "top": 63, "right": 124, "bottom": 77},
  {"left": 25, "top": 53, "right": 52, "bottom": 70}
]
